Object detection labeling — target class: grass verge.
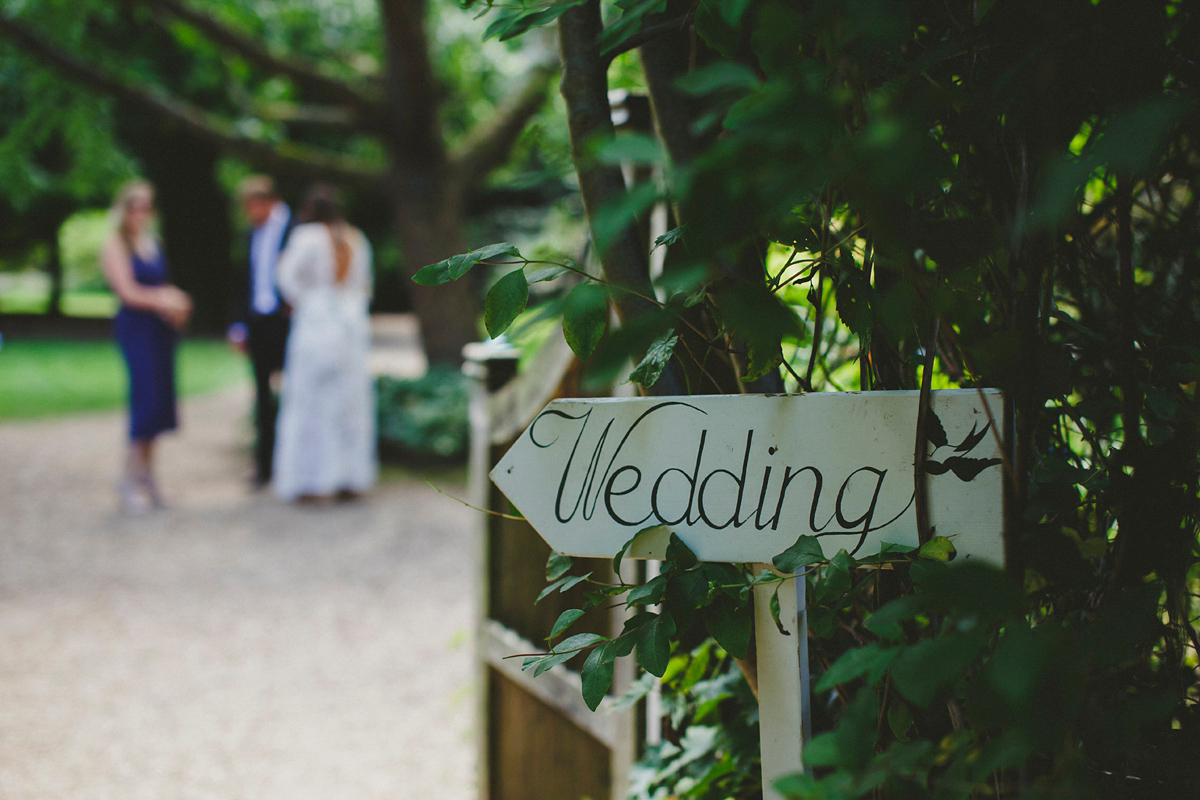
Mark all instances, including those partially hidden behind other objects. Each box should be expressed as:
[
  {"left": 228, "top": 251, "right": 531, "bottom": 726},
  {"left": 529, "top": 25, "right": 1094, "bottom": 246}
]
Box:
[{"left": 0, "top": 337, "right": 248, "bottom": 420}]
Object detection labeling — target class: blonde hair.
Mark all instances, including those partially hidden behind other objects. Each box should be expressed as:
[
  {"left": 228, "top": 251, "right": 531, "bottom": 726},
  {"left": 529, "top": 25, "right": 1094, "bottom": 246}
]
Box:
[{"left": 109, "top": 179, "right": 157, "bottom": 256}]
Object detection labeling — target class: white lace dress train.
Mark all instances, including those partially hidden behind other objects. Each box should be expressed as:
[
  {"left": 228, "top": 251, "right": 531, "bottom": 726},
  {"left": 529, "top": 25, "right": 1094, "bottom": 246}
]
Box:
[{"left": 272, "top": 223, "right": 377, "bottom": 500}]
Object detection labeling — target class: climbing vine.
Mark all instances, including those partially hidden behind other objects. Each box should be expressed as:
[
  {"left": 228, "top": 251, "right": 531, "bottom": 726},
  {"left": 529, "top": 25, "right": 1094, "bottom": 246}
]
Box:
[{"left": 425, "top": 1, "right": 1200, "bottom": 796}]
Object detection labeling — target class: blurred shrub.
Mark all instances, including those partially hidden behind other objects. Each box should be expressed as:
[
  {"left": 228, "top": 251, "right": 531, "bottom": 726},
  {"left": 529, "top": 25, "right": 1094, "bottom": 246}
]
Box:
[{"left": 376, "top": 367, "right": 470, "bottom": 463}]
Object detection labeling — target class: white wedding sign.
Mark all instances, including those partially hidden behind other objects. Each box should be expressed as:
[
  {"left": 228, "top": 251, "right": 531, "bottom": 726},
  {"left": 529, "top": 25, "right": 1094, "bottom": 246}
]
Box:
[
  {"left": 491, "top": 390, "right": 1005, "bottom": 799},
  {"left": 493, "top": 390, "right": 1005, "bottom": 565}
]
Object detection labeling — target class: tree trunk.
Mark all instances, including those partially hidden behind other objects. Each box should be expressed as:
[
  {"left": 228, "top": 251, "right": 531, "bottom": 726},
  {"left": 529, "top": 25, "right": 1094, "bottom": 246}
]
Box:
[
  {"left": 45, "top": 234, "right": 64, "bottom": 317},
  {"left": 393, "top": 178, "right": 480, "bottom": 364},
  {"left": 380, "top": 0, "right": 480, "bottom": 365}
]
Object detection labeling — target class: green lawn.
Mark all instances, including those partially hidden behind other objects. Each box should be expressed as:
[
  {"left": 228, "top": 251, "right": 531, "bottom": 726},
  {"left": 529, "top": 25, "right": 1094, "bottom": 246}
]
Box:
[
  {"left": 0, "top": 337, "right": 248, "bottom": 420},
  {"left": 0, "top": 289, "right": 119, "bottom": 318}
]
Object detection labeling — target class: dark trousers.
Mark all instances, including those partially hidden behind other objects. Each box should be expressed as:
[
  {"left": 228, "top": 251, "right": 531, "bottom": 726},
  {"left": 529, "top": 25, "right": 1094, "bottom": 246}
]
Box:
[{"left": 247, "top": 313, "right": 290, "bottom": 482}]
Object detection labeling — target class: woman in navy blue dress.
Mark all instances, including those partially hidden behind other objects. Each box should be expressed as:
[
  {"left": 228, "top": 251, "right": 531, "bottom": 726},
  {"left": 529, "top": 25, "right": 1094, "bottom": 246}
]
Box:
[{"left": 102, "top": 181, "right": 193, "bottom": 513}]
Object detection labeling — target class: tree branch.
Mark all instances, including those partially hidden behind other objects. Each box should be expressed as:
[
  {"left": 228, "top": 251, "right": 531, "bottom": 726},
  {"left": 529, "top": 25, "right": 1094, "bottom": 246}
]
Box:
[
  {"left": 450, "top": 63, "right": 556, "bottom": 190},
  {"left": 638, "top": 1, "right": 760, "bottom": 392},
  {"left": 558, "top": 0, "right": 687, "bottom": 395},
  {"left": 134, "top": 0, "right": 383, "bottom": 123},
  {"left": 256, "top": 102, "right": 359, "bottom": 127},
  {"left": 0, "top": 13, "right": 384, "bottom": 189},
  {"left": 601, "top": 11, "right": 695, "bottom": 65}
]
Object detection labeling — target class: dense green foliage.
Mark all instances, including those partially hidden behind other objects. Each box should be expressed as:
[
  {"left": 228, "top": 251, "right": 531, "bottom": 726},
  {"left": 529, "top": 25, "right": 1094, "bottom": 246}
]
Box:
[
  {"left": 375, "top": 367, "right": 470, "bottom": 461},
  {"left": 426, "top": 0, "right": 1200, "bottom": 797},
  {"left": 1, "top": 0, "right": 564, "bottom": 348},
  {"left": 0, "top": 337, "right": 246, "bottom": 419}
]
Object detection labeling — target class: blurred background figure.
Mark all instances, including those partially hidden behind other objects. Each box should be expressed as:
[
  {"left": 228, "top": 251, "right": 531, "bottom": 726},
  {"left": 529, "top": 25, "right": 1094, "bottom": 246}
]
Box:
[
  {"left": 101, "top": 180, "right": 192, "bottom": 513},
  {"left": 272, "top": 185, "right": 376, "bottom": 502},
  {"left": 228, "top": 175, "right": 293, "bottom": 489}
]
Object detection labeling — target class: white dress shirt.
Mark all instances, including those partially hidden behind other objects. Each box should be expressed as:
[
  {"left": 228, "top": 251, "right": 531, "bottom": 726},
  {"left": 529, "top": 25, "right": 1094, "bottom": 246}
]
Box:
[{"left": 250, "top": 202, "right": 291, "bottom": 315}]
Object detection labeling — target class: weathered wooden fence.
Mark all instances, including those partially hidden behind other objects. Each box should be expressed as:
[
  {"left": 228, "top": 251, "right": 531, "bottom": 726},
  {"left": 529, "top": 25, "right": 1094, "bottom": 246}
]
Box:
[{"left": 465, "top": 334, "right": 640, "bottom": 800}]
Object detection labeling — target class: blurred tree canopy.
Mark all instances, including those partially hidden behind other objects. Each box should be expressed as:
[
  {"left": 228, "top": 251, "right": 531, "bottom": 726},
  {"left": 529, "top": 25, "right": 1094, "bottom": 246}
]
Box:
[
  {"left": 0, "top": 0, "right": 557, "bottom": 353},
  {"left": 423, "top": 0, "right": 1200, "bottom": 796}
]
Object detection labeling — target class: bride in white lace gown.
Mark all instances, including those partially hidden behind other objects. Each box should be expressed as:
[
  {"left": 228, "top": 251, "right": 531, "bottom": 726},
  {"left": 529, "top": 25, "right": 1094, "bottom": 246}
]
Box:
[{"left": 272, "top": 187, "right": 376, "bottom": 501}]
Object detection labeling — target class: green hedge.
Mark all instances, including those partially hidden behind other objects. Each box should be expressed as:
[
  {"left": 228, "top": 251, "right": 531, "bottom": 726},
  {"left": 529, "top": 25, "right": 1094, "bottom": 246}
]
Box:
[{"left": 375, "top": 367, "right": 470, "bottom": 463}]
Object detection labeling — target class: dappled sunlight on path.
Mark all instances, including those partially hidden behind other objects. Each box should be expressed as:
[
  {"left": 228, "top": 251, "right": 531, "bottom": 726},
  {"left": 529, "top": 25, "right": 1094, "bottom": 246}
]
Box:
[{"left": 0, "top": 386, "right": 475, "bottom": 800}]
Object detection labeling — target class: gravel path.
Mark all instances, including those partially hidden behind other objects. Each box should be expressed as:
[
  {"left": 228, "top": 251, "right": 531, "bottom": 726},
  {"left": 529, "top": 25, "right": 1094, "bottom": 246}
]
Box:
[{"left": 0, "top": 384, "right": 476, "bottom": 800}]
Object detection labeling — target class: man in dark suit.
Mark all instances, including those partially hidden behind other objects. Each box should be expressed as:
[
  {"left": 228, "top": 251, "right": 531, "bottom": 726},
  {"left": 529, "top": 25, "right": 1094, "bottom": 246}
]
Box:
[{"left": 228, "top": 175, "right": 293, "bottom": 488}]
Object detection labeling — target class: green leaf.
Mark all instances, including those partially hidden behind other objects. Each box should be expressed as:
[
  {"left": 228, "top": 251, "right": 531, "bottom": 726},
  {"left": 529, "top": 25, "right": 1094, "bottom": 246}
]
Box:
[
  {"left": 887, "top": 698, "right": 914, "bottom": 741},
  {"left": 693, "top": 0, "right": 753, "bottom": 57},
  {"left": 808, "top": 604, "right": 836, "bottom": 638},
  {"left": 703, "top": 594, "right": 753, "bottom": 659},
  {"left": 472, "top": 242, "right": 523, "bottom": 267},
  {"left": 535, "top": 570, "right": 592, "bottom": 603},
  {"left": 769, "top": 586, "right": 789, "bottom": 635},
  {"left": 675, "top": 61, "right": 761, "bottom": 96},
  {"left": 595, "top": 133, "right": 664, "bottom": 166},
  {"left": 864, "top": 595, "right": 925, "bottom": 641},
  {"left": 562, "top": 282, "right": 608, "bottom": 359},
  {"left": 484, "top": 2, "right": 585, "bottom": 41},
  {"left": 546, "top": 551, "right": 574, "bottom": 582},
  {"left": 812, "top": 549, "right": 852, "bottom": 603},
  {"left": 857, "top": 541, "right": 916, "bottom": 564},
  {"left": 815, "top": 643, "right": 899, "bottom": 692},
  {"left": 665, "top": 532, "right": 699, "bottom": 570},
  {"left": 484, "top": 268, "right": 529, "bottom": 338},
  {"left": 526, "top": 265, "right": 569, "bottom": 284},
  {"left": 627, "top": 574, "right": 668, "bottom": 606},
  {"left": 591, "top": 180, "right": 660, "bottom": 254},
  {"left": 653, "top": 226, "right": 684, "bottom": 250},
  {"left": 581, "top": 642, "right": 617, "bottom": 711},
  {"left": 627, "top": 332, "right": 679, "bottom": 388},
  {"left": 532, "top": 650, "right": 577, "bottom": 675},
  {"left": 801, "top": 732, "right": 841, "bottom": 768},
  {"left": 637, "top": 613, "right": 676, "bottom": 676},
  {"left": 666, "top": 571, "right": 710, "bottom": 629},
  {"left": 836, "top": 686, "right": 881, "bottom": 771},
  {"left": 773, "top": 534, "right": 826, "bottom": 572},
  {"left": 615, "top": 611, "right": 654, "bottom": 657},
  {"left": 890, "top": 632, "right": 987, "bottom": 709},
  {"left": 411, "top": 259, "right": 455, "bottom": 286},
  {"left": 549, "top": 609, "right": 585, "bottom": 642},
  {"left": 598, "top": 0, "right": 667, "bottom": 54},
  {"left": 552, "top": 632, "right": 606, "bottom": 654},
  {"left": 917, "top": 536, "right": 957, "bottom": 562},
  {"left": 536, "top": 575, "right": 572, "bottom": 603},
  {"left": 713, "top": 282, "right": 805, "bottom": 382},
  {"left": 560, "top": 572, "right": 592, "bottom": 593},
  {"left": 412, "top": 242, "right": 521, "bottom": 285},
  {"left": 612, "top": 524, "right": 668, "bottom": 575}
]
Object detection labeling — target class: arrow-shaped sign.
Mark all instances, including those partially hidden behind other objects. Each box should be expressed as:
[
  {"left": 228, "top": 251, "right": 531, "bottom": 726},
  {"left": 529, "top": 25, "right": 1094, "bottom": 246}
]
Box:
[
  {"left": 492, "top": 390, "right": 1005, "bottom": 565},
  {"left": 490, "top": 389, "right": 1005, "bottom": 800}
]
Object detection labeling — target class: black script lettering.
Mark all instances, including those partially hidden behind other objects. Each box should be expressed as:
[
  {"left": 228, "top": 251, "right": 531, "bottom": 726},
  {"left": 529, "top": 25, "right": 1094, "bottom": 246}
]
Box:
[
  {"left": 605, "top": 466, "right": 652, "bottom": 526},
  {"left": 697, "top": 431, "right": 755, "bottom": 530},
  {"left": 834, "top": 467, "right": 888, "bottom": 553},
  {"left": 531, "top": 402, "right": 706, "bottom": 525},
  {"left": 753, "top": 465, "right": 775, "bottom": 529},
  {"left": 529, "top": 409, "right": 617, "bottom": 524},
  {"left": 650, "top": 430, "right": 706, "bottom": 526},
  {"left": 766, "top": 465, "right": 835, "bottom": 532}
]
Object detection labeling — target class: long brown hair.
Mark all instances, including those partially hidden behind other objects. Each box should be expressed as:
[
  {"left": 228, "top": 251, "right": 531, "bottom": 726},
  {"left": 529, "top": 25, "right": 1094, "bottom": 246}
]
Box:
[{"left": 300, "top": 184, "right": 352, "bottom": 284}]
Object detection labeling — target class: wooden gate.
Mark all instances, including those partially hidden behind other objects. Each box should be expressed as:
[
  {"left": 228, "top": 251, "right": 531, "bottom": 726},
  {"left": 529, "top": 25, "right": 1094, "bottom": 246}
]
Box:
[{"left": 465, "top": 334, "right": 639, "bottom": 800}]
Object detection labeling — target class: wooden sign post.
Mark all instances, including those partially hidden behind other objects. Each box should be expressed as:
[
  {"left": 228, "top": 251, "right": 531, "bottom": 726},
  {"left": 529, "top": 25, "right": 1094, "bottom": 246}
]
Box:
[{"left": 491, "top": 390, "right": 1005, "bottom": 799}]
